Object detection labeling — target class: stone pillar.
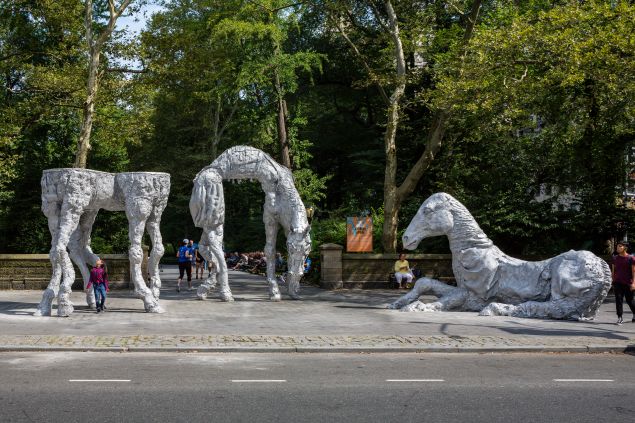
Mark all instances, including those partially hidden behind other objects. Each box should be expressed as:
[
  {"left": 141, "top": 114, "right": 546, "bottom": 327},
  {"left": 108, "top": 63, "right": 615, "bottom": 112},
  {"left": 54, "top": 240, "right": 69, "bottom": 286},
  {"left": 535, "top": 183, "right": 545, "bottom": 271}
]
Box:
[{"left": 319, "top": 243, "right": 343, "bottom": 289}]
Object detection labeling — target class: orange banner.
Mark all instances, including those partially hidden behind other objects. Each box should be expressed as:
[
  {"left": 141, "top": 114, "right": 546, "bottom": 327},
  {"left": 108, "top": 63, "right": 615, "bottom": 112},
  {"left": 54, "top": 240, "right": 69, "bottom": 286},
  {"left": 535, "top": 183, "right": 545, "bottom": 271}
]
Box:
[{"left": 346, "top": 217, "right": 373, "bottom": 252}]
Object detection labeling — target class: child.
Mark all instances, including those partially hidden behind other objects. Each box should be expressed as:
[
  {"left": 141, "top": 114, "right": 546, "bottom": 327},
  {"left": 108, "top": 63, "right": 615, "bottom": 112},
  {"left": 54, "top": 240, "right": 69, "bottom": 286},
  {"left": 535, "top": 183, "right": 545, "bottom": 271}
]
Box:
[{"left": 87, "top": 259, "right": 109, "bottom": 313}]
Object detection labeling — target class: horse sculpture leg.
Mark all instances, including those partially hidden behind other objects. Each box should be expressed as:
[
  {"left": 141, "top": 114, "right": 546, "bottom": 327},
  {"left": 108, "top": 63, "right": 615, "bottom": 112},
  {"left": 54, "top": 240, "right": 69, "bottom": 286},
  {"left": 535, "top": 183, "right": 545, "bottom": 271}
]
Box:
[
  {"left": 196, "top": 227, "right": 233, "bottom": 302},
  {"left": 388, "top": 277, "right": 469, "bottom": 312},
  {"left": 479, "top": 299, "right": 582, "bottom": 320},
  {"left": 53, "top": 204, "right": 84, "bottom": 317},
  {"left": 146, "top": 204, "right": 167, "bottom": 300},
  {"left": 67, "top": 210, "right": 99, "bottom": 308},
  {"left": 126, "top": 199, "right": 164, "bottom": 313},
  {"left": 264, "top": 215, "right": 282, "bottom": 301},
  {"left": 35, "top": 201, "right": 63, "bottom": 317}
]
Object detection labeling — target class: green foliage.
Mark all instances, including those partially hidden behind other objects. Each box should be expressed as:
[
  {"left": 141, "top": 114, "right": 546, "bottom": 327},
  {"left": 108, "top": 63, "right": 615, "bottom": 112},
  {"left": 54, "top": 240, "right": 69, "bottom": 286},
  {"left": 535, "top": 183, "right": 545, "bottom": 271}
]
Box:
[
  {"left": 309, "top": 217, "right": 346, "bottom": 250},
  {"left": 2, "top": 0, "right": 634, "bottom": 259},
  {"left": 425, "top": 0, "right": 635, "bottom": 255}
]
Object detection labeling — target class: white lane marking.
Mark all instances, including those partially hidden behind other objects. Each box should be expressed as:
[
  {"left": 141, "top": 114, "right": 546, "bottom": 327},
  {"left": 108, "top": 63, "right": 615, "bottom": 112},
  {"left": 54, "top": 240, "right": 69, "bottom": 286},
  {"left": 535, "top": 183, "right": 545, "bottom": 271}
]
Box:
[
  {"left": 231, "top": 380, "right": 287, "bottom": 383},
  {"left": 69, "top": 379, "right": 131, "bottom": 382},
  {"left": 553, "top": 379, "right": 614, "bottom": 382},
  {"left": 386, "top": 379, "right": 444, "bottom": 382}
]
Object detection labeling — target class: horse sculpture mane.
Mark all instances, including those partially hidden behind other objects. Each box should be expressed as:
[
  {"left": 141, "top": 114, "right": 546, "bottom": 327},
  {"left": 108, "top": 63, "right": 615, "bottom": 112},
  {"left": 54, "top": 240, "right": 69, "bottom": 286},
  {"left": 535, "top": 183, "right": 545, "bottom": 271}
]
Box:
[{"left": 391, "top": 192, "right": 611, "bottom": 321}]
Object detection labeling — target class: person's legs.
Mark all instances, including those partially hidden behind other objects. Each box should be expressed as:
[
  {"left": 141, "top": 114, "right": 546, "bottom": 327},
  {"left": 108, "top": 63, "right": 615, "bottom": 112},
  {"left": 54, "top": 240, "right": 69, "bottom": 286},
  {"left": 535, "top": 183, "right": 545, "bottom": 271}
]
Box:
[
  {"left": 615, "top": 284, "right": 625, "bottom": 324},
  {"left": 186, "top": 262, "right": 192, "bottom": 289},
  {"left": 404, "top": 273, "right": 413, "bottom": 288},
  {"left": 623, "top": 286, "right": 635, "bottom": 320},
  {"left": 395, "top": 272, "right": 404, "bottom": 288},
  {"left": 93, "top": 285, "right": 103, "bottom": 312},
  {"left": 177, "top": 263, "right": 186, "bottom": 292},
  {"left": 97, "top": 284, "right": 106, "bottom": 310}
]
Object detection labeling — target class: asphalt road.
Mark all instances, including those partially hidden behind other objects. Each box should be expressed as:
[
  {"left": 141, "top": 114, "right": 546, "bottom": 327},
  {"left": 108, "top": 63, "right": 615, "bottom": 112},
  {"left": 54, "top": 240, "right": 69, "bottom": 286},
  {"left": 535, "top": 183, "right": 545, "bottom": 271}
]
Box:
[{"left": 1, "top": 352, "right": 634, "bottom": 423}]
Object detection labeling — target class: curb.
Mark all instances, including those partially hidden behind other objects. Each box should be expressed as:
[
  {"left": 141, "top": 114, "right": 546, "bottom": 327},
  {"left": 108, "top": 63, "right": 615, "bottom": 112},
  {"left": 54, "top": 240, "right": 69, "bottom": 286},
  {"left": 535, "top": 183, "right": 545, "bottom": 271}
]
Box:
[{"left": 0, "top": 345, "right": 632, "bottom": 354}]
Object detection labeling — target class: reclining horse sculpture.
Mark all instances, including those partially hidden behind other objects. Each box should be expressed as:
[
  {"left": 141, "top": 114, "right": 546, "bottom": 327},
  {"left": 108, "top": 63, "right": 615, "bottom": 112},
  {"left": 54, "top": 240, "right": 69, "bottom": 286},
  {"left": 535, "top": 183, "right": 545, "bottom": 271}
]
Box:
[
  {"left": 389, "top": 193, "right": 611, "bottom": 320},
  {"left": 35, "top": 169, "right": 170, "bottom": 316},
  {"left": 190, "top": 146, "right": 311, "bottom": 302}
]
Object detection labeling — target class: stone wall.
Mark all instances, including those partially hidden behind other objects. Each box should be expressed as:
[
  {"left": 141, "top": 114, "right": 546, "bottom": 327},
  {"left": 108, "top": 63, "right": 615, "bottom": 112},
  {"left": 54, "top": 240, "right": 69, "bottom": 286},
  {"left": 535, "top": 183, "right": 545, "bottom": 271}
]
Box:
[
  {"left": 319, "top": 244, "right": 454, "bottom": 289},
  {"left": 0, "top": 249, "right": 148, "bottom": 290}
]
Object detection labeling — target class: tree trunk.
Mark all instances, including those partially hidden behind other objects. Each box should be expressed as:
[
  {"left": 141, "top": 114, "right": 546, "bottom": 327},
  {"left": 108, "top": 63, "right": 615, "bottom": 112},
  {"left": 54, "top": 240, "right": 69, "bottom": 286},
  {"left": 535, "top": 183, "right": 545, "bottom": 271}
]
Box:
[
  {"left": 211, "top": 94, "right": 221, "bottom": 160},
  {"left": 380, "top": 0, "right": 407, "bottom": 252},
  {"left": 73, "top": 0, "right": 132, "bottom": 168},
  {"left": 277, "top": 96, "right": 291, "bottom": 168},
  {"left": 274, "top": 69, "right": 291, "bottom": 168},
  {"left": 381, "top": 0, "right": 481, "bottom": 252},
  {"left": 74, "top": 48, "right": 100, "bottom": 168},
  {"left": 209, "top": 91, "right": 238, "bottom": 161}
]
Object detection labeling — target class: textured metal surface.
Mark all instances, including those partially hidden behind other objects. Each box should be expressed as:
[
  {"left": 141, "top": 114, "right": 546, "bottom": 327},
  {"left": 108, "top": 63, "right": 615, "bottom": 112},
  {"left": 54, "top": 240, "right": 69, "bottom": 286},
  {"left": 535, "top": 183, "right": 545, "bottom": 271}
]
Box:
[
  {"left": 390, "top": 193, "right": 611, "bottom": 320},
  {"left": 191, "top": 146, "right": 311, "bottom": 301},
  {"left": 35, "top": 169, "right": 170, "bottom": 317}
]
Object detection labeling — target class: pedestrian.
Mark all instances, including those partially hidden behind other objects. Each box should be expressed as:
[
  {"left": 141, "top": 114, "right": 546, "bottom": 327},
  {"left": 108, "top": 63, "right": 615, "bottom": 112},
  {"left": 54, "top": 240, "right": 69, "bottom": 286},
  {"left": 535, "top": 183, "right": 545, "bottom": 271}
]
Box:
[
  {"left": 611, "top": 240, "right": 635, "bottom": 325},
  {"left": 195, "top": 243, "right": 205, "bottom": 280},
  {"left": 176, "top": 239, "right": 192, "bottom": 292},
  {"left": 188, "top": 239, "right": 198, "bottom": 284},
  {"left": 393, "top": 253, "right": 413, "bottom": 289},
  {"left": 86, "top": 258, "right": 109, "bottom": 313}
]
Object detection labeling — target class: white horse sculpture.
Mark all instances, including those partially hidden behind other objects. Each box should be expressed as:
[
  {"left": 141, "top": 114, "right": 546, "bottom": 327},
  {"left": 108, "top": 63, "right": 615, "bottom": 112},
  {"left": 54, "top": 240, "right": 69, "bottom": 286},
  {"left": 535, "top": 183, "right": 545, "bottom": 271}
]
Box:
[
  {"left": 190, "top": 146, "right": 311, "bottom": 302},
  {"left": 35, "top": 169, "right": 170, "bottom": 316},
  {"left": 389, "top": 193, "right": 611, "bottom": 321}
]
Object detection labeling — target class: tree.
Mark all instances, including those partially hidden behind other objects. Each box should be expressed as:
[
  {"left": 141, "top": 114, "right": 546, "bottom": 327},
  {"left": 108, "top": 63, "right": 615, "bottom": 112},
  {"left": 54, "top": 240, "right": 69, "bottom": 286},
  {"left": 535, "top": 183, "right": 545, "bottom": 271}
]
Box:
[
  {"left": 428, "top": 0, "right": 635, "bottom": 254},
  {"left": 323, "top": 0, "right": 482, "bottom": 251},
  {"left": 74, "top": 0, "right": 134, "bottom": 168}
]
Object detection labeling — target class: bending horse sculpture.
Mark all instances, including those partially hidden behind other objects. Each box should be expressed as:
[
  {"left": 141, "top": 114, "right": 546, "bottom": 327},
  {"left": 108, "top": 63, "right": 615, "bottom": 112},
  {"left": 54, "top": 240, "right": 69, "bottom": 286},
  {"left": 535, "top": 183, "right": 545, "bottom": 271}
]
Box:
[
  {"left": 389, "top": 193, "right": 611, "bottom": 320},
  {"left": 35, "top": 169, "right": 170, "bottom": 316},
  {"left": 190, "top": 145, "right": 311, "bottom": 301}
]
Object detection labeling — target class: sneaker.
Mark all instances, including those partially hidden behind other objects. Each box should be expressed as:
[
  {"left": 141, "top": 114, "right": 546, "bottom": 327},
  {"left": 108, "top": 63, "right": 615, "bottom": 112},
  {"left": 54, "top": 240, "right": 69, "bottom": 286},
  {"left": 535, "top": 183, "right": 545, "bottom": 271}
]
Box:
[
  {"left": 96, "top": 308, "right": 101, "bottom": 313},
  {"left": 617, "top": 317, "right": 623, "bottom": 325}
]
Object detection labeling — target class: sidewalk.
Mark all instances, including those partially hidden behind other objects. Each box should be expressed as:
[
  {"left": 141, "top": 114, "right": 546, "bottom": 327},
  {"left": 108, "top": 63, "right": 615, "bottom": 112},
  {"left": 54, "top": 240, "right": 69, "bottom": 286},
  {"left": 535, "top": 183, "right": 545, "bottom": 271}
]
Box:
[{"left": 0, "top": 266, "right": 634, "bottom": 353}]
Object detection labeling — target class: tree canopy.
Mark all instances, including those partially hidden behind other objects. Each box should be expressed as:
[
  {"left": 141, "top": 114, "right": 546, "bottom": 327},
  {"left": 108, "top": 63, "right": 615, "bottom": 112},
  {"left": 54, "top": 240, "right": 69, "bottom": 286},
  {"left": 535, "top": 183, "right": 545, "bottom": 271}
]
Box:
[{"left": 1, "top": 0, "right": 634, "bottom": 257}]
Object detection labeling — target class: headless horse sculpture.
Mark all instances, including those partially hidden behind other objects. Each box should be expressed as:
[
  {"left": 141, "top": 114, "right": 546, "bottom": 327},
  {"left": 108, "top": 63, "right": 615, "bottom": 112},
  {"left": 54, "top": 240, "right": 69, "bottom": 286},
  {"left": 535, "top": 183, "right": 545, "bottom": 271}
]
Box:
[
  {"left": 389, "top": 193, "right": 611, "bottom": 321},
  {"left": 35, "top": 169, "right": 170, "bottom": 316},
  {"left": 190, "top": 146, "right": 312, "bottom": 301}
]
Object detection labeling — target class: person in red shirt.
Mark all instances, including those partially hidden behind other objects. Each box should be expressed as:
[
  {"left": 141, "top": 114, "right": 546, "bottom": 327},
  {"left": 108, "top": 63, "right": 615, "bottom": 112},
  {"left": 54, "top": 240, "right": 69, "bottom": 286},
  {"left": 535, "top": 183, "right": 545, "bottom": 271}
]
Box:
[
  {"left": 86, "top": 259, "right": 109, "bottom": 313},
  {"left": 611, "top": 241, "right": 635, "bottom": 325}
]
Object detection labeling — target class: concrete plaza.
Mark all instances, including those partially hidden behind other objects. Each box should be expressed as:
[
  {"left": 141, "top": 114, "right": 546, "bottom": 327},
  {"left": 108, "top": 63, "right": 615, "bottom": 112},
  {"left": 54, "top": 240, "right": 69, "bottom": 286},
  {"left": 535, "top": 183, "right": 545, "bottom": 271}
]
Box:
[{"left": 0, "top": 266, "right": 633, "bottom": 353}]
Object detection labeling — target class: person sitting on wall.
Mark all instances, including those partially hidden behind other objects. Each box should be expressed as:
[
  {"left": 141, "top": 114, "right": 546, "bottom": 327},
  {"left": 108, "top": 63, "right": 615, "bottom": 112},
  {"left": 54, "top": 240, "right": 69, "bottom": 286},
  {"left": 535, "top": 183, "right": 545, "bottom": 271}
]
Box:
[{"left": 393, "top": 253, "right": 413, "bottom": 289}]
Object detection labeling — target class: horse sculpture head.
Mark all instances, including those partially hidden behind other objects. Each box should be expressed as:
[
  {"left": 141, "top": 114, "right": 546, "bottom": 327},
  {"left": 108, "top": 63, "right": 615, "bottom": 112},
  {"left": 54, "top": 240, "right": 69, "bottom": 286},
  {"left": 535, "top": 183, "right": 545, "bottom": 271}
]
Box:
[
  {"left": 190, "top": 168, "right": 225, "bottom": 229},
  {"left": 402, "top": 193, "right": 456, "bottom": 250},
  {"left": 286, "top": 226, "right": 312, "bottom": 276}
]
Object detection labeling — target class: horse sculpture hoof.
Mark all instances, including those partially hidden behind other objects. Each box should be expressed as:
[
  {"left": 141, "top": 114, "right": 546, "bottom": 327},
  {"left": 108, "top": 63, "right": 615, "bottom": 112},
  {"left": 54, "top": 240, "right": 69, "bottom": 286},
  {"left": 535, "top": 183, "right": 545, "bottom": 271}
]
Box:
[
  {"left": 147, "top": 305, "right": 165, "bottom": 314},
  {"left": 221, "top": 296, "right": 235, "bottom": 302},
  {"left": 196, "top": 286, "right": 208, "bottom": 300},
  {"left": 57, "top": 304, "right": 74, "bottom": 317}
]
